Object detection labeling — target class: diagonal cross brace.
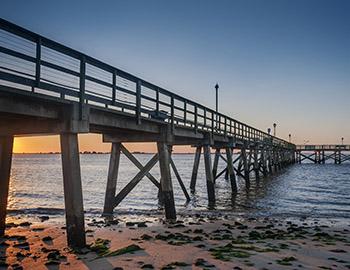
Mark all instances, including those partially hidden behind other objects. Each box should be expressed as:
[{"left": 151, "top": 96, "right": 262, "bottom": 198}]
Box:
[
  {"left": 120, "top": 144, "right": 160, "bottom": 189},
  {"left": 113, "top": 153, "right": 159, "bottom": 208},
  {"left": 169, "top": 157, "right": 191, "bottom": 202}
]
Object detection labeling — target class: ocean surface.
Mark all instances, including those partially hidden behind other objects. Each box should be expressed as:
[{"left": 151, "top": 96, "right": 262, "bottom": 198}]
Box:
[{"left": 7, "top": 153, "right": 350, "bottom": 221}]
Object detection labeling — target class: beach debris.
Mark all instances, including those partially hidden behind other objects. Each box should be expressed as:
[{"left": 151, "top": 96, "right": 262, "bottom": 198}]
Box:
[
  {"left": 45, "top": 249, "right": 66, "bottom": 265},
  {"left": 39, "top": 216, "right": 50, "bottom": 222},
  {"left": 141, "top": 263, "right": 154, "bottom": 269},
  {"left": 89, "top": 238, "right": 110, "bottom": 256},
  {"left": 210, "top": 243, "right": 251, "bottom": 261},
  {"left": 194, "top": 258, "right": 215, "bottom": 268},
  {"left": 19, "top": 222, "right": 32, "bottom": 227},
  {"left": 155, "top": 232, "right": 192, "bottom": 245},
  {"left": 5, "top": 222, "right": 18, "bottom": 228},
  {"left": 13, "top": 241, "right": 30, "bottom": 250},
  {"left": 140, "top": 234, "right": 153, "bottom": 240},
  {"left": 32, "top": 227, "right": 45, "bottom": 232},
  {"left": 161, "top": 261, "right": 189, "bottom": 269},
  {"left": 104, "top": 244, "right": 143, "bottom": 257},
  {"left": 137, "top": 222, "right": 147, "bottom": 228},
  {"left": 276, "top": 256, "right": 297, "bottom": 266},
  {"left": 89, "top": 238, "right": 143, "bottom": 258},
  {"left": 329, "top": 249, "right": 347, "bottom": 253},
  {"left": 42, "top": 236, "right": 53, "bottom": 243}
]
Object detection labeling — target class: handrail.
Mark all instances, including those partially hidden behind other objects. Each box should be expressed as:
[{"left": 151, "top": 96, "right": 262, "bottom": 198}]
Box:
[
  {"left": 296, "top": 145, "right": 350, "bottom": 150},
  {"left": 0, "top": 18, "right": 295, "bottom": 150}
]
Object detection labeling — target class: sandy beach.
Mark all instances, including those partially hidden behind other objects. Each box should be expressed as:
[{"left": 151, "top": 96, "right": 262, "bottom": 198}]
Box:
[{"left": 1, "top": 214, "right": 349, "bottom": 270}]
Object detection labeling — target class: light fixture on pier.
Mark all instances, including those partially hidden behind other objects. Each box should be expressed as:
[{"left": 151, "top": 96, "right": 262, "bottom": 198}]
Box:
[
  {"left": 267, "top": 128, "right": 271, "bottom": 135},
  {"left": 342, "top": 137, "right": 344, "bottom": 145},
  {"left": 273, "top": 123, "right": 277, "bottom": 137},
  {"left": 289, "top": 134, "right": 291, "bottom": 143}
]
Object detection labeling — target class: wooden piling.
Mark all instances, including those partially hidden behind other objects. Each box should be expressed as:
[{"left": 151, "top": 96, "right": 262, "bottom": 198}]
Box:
[
  {"left": 212, "top": 148, "right": 220, "bottom": 180},
  {"left": 268, "top": 148, "right": 273, "bottom": 172},
  {"left": 103, "top": 142, "right": 121, "bottom": 215},
  {"left": 253, "top": 147, "right": 260, "bottom": 179},
  {"left": 157, "top": 142, "right": 176, "bottom": 220},
  {"left": 203, "top": 145, "right": 215, "bottom": 205},
  {"left": 0, "top": 136, "right": 13, "bottom": 236},
  {"left": 225, "top": 147, "right": 237, "bottom": 193},
  {"left": 60, "top": 133, "right": 86, "bottom": 248},
  {"left": 261, "top": 147, "right": 268, "bottom": 176},
  {"left": 190, "top": 146, "right": 201, "bottom": 193},
  {"left": 241, "top": 146, "right": 250, "bottom": 188}
]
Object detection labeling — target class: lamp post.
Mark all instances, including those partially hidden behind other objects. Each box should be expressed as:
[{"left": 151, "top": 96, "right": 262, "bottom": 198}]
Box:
[
  {"left": 342, "top": 137, "right": 344, "bottom": 145},
  {"left": 289, "top": 134, "right": 291, "bottom": 143},
  {"left": 273, "top": 123, "right": 277, "bottom": 137},
  {"left": 215, "top": 83, "right": 219, "bottom": 129},
  {"left": 267, "top": 128, "right": 271, "bottom": 135}
]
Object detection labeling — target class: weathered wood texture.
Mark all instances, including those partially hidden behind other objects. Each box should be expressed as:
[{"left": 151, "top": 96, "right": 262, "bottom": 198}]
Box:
[
  {"left": 203, "top": 145, "right": 215, "bottom": 205},
  {"left": 0, "top": 136, "right": 13, "bottom": 236},
  {"left": 60, "top": 133, "right": 86, "bottom": 248},
  {"left": 190, "top": 146, "right": 202, "bottom": 192},
  {"left": 157, "top": 142, "right": 176, "bottom": 220},
  {"left": 103, "top": 142, "right": 121, "bottom": 215},
  {"left": 225, "top": 147, "right": 237, "bottom": 193},
  {"left": 113, "top": 154, "right": 159, "bottom": 207}
]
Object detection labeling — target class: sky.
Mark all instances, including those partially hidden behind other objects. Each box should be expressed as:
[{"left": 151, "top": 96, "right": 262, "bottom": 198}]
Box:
[{"left": 1, "top": 0, "right": 349, "bottom": 153}]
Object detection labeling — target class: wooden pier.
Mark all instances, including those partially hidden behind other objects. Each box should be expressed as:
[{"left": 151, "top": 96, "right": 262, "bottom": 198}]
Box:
[
  {"left": 0, "top": 18, "right": 295, "bottom": 247},
  {"left": 296, "top": 145, "right": 350, "bottom": 164}
]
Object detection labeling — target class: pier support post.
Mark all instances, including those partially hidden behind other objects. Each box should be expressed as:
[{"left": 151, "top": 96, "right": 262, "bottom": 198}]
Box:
[
  {"left": 322, "top": 151, "right": 325, "bottom": 164},
  {"left": 60, "top": 133, "right": 86, "bottom": 248},
  {"left": 273, "top": 149, "right": 278, "bottom": 172},
  {"left": 103, "top": 142, "right": 121, "bottom": 215},
  {"left": 268, "top": 148, "right": 273, "bottom": 172},
  {"left": 261, "top": 147, "right": 267, "bottom": 176},
  {"left": 157, "top": 142, "right": 176, "bottom": 220},
  {"left": 190, "top": 146, "right": 201, "bottom": 193},
  {"left": 242, "top": 146, "right": 250, "bottom": 188},
  {"left": 212, "top": 148, "right": 220, "bottom": 180},
  {"left": 203, "top": 145, "right": 215, "bottom": 205},
  {"left": 0, "top": 136, "right": 14, "bottom": 236},
  {"left": 253, "top": 147, "right": 260, "bottom": 180},
  {"left": 225, "top": 147, "right": 237, "bottom": 193}
]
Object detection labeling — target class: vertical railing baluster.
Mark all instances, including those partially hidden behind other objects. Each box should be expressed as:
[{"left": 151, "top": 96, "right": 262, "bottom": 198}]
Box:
[
  {"left": 211, "top": 111, "right": 214, "bottom": 134},
  {"left": 136, "top": 80, "right": 141, "bottom": 124},
  {"left": 184, "top": 100, "right": 187, "bottom": 126},
  {"left": 156, "top": 87, "right": 160, "bottom": 115},
  {"left": 234, "top": 121, "right": 236, "bottom": 140},
  {"left": 112, "top": 70, "right": 116, "bottom": 105},
  {"left": 224, "top": 116, "right": 227, "bottom": 136},
  {"left": 194, "top": 105, "right": 198, "bottom": 132},
  {"left": 171, "top": 96, "right": 174, "bottom": 132},
  {"left": 79, "top": 56, "right": 86, "bottom": 120},
  {"left": 204, "top": 108, "right": 207, "bottom": 129}
]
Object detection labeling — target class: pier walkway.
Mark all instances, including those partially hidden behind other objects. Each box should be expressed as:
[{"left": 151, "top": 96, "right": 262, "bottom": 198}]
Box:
[{"left": 0, "top": 18, "right": 295, "bottom": 247}]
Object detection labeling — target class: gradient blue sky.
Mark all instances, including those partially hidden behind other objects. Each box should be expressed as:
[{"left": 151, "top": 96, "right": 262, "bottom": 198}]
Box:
[{"left": 1, "top": 0, "right": 349, "bottom": 151}]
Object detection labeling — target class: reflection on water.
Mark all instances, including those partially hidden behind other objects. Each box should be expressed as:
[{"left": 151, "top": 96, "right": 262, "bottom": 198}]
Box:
[{"left": 8, "top": 154, "right": 350, "bottom": 220}]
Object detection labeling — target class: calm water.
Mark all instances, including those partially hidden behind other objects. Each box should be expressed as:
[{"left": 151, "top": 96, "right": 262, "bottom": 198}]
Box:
[{"left": 7, "top": 154, "right": 350, "bottom": 221}]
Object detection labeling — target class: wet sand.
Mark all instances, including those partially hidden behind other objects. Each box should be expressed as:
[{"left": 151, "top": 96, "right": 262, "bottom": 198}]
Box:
[{"left": 1, "top": 215, "right": 349, "bottom": 270}]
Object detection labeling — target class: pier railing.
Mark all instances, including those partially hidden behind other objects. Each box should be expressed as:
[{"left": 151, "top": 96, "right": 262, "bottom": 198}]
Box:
[
  {"left": 0, "top": 18, "right": 294, "bottom": 149},
  {"left": 296, "top": 145, "right": 350, "bottom": 151}
]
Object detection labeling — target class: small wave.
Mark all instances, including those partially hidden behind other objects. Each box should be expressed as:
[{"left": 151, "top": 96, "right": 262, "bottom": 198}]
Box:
[{"left": 8, "top": 207, "right": 65, "bottom": 215}]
